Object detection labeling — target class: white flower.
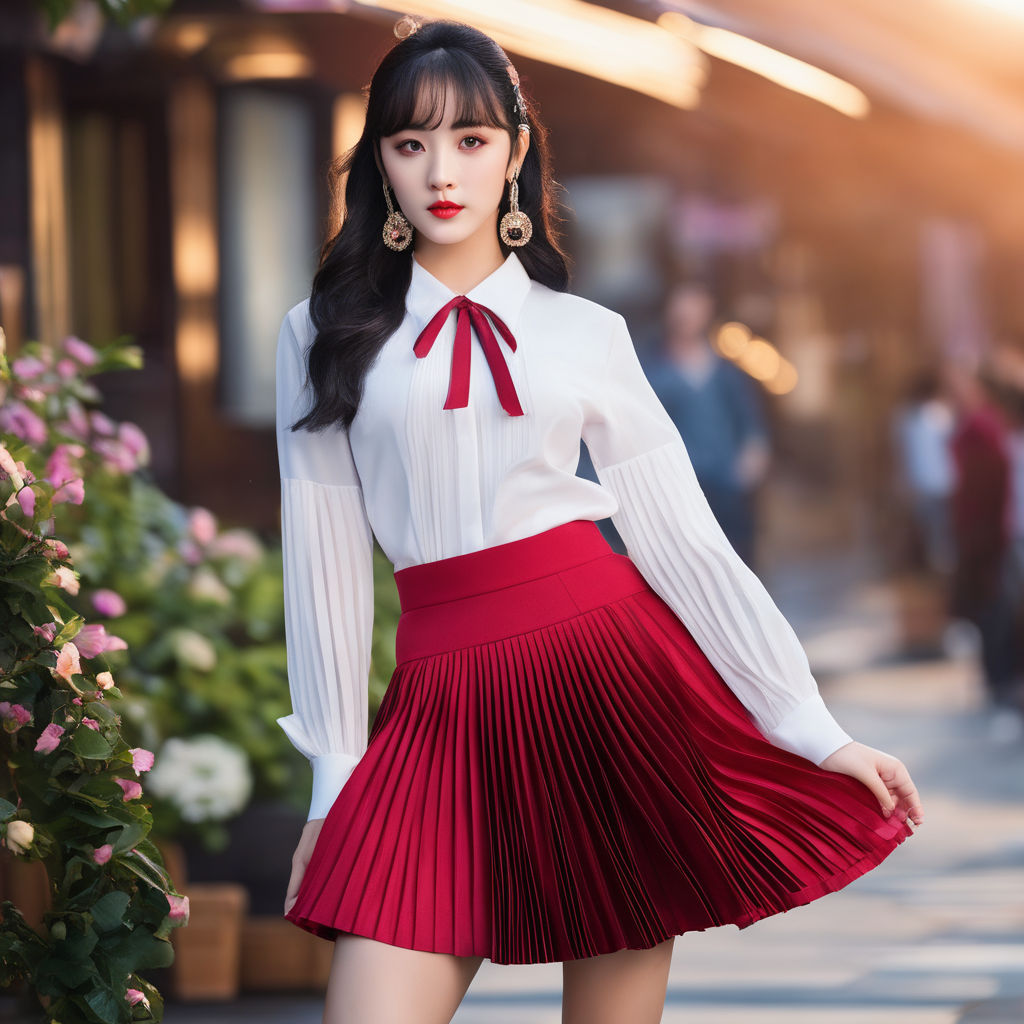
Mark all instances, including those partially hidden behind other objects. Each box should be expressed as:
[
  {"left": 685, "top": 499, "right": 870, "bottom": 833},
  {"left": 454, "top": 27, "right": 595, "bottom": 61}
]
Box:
[
  {"left": 169, "top": 628, "right": 217, "bottom": 671},
  {"left": 146, "top": 735, "right": 253, "bottom": 823},
  {"left": 3, "top": 819, "right": 34, "bottom": 856},
  {"left": 188, "top": 566, "right": 231, "bottom": 605}
]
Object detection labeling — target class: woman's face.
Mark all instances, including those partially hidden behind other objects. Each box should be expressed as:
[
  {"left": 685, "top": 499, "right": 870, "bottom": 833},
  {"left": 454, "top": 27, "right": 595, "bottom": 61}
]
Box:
[{"left": 378, "top": 86, "right": 522, "bottom": 250}]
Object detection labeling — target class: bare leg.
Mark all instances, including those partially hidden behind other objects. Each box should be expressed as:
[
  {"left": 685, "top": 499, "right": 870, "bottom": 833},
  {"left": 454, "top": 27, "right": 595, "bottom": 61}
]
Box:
[
  {"left": 323, "top": 932, "right": 485, "bottom": 1024},
  {"left": 561, "top": 937, "right": 675, "bottom": 1024}
]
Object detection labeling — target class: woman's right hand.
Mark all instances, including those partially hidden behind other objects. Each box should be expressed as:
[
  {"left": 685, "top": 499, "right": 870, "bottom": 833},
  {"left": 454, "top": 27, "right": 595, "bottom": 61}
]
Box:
[{"left": 284, "top": 816, "right": 326, "bottom": 916}]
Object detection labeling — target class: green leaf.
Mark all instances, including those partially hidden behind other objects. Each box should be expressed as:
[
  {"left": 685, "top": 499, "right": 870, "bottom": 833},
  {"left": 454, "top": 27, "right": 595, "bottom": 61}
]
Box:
[
  {"left": 1, "top": 556, "right": 52, "bottom": 585},
  {"left": 54, "top": 613, "right": 85, "bottom": 646},
  {"left": 84, "top": 699, "right": 118, "bottom": 724},
  {"left": 0, "top": 798, "right": 16, "bottom": 822},
  {"left": 71, "top": 726, "right": 114, "bottom": 760},
  {"left": 112, "top": 821, "right": 147, "bottom": 854},
  {"left": 106, "top": 929, "right": 175, "bottom": 977},
  {"left": 84, "top": 981, "right": 127, "bottom": 1024},
  {"left": 35, "top": 954, "right": 97, "bottom": 993},
  {"left": 90, "top": 890, "right": 131, "bottom": 933},
  {"left": 118, "top": 853, "right": 166, "bottom": 892}
]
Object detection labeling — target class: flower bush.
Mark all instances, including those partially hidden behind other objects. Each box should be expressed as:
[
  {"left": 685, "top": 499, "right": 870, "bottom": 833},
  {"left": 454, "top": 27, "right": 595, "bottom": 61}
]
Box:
[
  {"left": 0, "top": 330, "right": 308, "bottom": 851},
  {"left": 0, "top": 329, "right": 186, "bottom": 1022},
  {"left": 0, "top": 325, "right": 400, "bottom": 857}
]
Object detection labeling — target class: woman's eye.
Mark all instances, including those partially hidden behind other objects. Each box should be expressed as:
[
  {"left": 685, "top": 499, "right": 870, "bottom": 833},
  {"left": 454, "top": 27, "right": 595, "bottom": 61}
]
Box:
[{"left": 394, "top": 135, "right": 485, "bottom": 153}]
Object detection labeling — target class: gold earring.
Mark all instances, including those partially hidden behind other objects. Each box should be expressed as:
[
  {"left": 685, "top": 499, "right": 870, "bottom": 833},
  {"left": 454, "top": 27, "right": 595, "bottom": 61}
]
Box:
[
  {"left": 382, "top": 180, "right": 412, "bottom": 251},
  {"left": 499, "top": 172, "right": 532, "bottom": 247}
]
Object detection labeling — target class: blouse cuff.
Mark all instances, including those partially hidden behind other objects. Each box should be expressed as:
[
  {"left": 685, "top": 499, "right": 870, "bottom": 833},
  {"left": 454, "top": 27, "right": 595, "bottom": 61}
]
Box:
[
  {"left": 765, "top": 692, "right": 854, "bottom": 766},
  {"left": 308, "top": 752, "right": 361, "bottom": 822}
]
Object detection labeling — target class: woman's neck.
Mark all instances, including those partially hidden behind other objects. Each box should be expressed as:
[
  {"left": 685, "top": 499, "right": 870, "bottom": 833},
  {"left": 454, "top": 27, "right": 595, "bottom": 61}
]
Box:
[{"left": 413, "top": 221, "right": 506, "bottom": 295}]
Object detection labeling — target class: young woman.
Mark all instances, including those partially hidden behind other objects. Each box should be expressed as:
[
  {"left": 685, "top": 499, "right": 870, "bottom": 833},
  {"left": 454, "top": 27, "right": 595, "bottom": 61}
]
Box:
[{"left": 276, "top": 17, "right": 923, "bottom": 1023}]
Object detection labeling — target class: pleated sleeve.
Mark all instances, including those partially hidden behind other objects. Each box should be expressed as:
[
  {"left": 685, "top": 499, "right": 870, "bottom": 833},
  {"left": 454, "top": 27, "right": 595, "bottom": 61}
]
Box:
[
  {"left": 581, "top": 313, "right": 854, "bottom": 766},
  {"left": 275, "top": 304, "right": 375, "bottom": 821}
]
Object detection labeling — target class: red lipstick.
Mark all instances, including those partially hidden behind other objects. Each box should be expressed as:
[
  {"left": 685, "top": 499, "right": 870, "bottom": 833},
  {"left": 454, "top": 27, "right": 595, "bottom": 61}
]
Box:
[{"left": 429, "top": 201, "right": 463, "bottom": 219}]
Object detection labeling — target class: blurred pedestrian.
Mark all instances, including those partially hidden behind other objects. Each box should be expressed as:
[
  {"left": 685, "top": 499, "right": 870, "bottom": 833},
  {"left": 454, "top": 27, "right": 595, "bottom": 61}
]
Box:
[
  {"left": 891, "top": 369, "right": 956, "bottom": 575},
  {"left": 644, "top": 280, "right": 770, "bottom": 569},
  {"left": 942, "top": 359, "right": 1019, "bottom": 731}
]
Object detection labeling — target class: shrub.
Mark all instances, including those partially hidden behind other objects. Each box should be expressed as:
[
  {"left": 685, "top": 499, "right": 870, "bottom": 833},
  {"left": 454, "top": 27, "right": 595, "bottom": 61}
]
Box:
[{"left": 1, "top": 329, "right": 186, "bottom": 1022}]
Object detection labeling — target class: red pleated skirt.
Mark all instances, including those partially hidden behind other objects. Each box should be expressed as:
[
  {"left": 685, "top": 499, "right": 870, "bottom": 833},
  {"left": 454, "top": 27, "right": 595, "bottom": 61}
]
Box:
[{"left": 284, "top": 519, "right": 914, "bottom": 964}]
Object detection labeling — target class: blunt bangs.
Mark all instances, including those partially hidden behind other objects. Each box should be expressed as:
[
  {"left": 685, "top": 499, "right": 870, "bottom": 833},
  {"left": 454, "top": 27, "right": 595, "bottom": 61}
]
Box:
[{"left": 374, "top": 48, "right": 510, "bottom": 138}]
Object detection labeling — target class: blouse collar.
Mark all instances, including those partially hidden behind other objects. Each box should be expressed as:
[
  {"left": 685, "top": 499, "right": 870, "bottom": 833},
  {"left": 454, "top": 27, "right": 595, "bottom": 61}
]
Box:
[{"left": 405, "top": 250, "right": 532, "bottom": 331}]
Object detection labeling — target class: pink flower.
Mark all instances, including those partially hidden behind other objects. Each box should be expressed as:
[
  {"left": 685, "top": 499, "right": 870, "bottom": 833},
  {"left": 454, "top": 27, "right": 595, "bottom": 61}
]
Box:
[
  {"left": 73, "top": 623, "right": 128, "bottom": 659},
  {"left": 92, "top": 843, "right": 113, "bottom": 865},
  {"left": 32, "top": 622, "right": 58, "bottom": 642},
  {"left": 93, "top": 437, "right": 136, "bottom": 474},
  {"left": 45, "top": 443, "right": 84, "bottom": 487},
  {"left": 91, "top": 588, "right": 127, "bottom": 618},
  {"left": 64, "top": 336, "right": 99, "bottom": 366},
  {"left": 49, "top": 566, "right": 79, "bottom": 595},
  {"left": 11, "top": 354, "right": 48, "bottom": 379},
  {"left": 125, "top": 988, "right": 149, "bottom": 1009},
  {"left": 0, "top": 445, "right": 22, "bottom": 483},
  {"left": 0, "top": 702, "right": 33, "bottom": 732},
  {"left": 207, "top": 528, "right": 263, "bottom": 563},
  {"left": 56, "top": 358, "right": 77, "bottom": 379},
  {"left": 81, "top": 717, "right": 100, "bottom": 731},
  {"left": 61, "top": 401, "right": 91, "bottom": 441},
  {"left": 188, "top": 507, "right": 218, "bottom": 546},
  {"left": 0, "top": 402, "right": 47, "bottom": 445},
  {"left": 89, "top": 411, "right": 116, "bottom": 437},
  {"left": 34, "top": 722, "right": 65, "bottom": 753},
  {"left": 178, "top": 538, "right": 202, "bottom": 565},
  {"left": 16, "top": 384, "right": 48, "bottom": 402},
  {"left": 118, "top": 421, "right": 149, "bottom": 462},
  {"left": 166, "top": 892, "right": 190, "bottom": 922},
  {"left": 53, "top": 477, "right": 85, "bottom": 505},
  {"left": 16, "top": 485, "right": 35, "bottom": 517},
  {"left": 54, "top": 641, "right": 82, "bottom": 682},
  {"left": 45, "top": 537, "right": 70, "bottom": 561},
  {"left": 71, "top": 697, "right": 83, "bottom": 706},
  {"left": 129, "top": 747, "right": 155, "bottom": 775},
  {"left": 114, "top": 777, "right": 142, "bottom": 801},
  {"left": 95, "top": 670, "right": 115, "bottom": 690}
]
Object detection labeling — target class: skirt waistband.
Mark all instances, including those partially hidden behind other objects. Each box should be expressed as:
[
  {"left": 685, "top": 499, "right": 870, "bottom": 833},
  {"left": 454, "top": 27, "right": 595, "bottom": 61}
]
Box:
[
  {"left": 392, "top": 520, "right": 651, "bottom": 664},
  {"left": 394, "top": 519, "right": 616, "bottom": 611}
]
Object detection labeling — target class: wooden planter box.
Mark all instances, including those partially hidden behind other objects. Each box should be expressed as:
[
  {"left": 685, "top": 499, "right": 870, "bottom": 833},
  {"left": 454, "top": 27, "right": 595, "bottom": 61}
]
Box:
[
  {"left": 159, "top": 836, "right": 333, "bottom": 995},
  {"left": 239, "top": 915, "right": 333, "bottom": 991},
  {"left": 169, "top": 882, "right": 249, "bottom": 1001}
]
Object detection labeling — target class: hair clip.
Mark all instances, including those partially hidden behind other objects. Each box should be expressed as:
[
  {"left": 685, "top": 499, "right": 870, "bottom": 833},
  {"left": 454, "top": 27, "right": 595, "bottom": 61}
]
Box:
[
  {"left": 507, "top": 62, "right": 527, "bottom": 118},
  {"left": 394, "top": 14, "right": 424, "bottom": 39}
]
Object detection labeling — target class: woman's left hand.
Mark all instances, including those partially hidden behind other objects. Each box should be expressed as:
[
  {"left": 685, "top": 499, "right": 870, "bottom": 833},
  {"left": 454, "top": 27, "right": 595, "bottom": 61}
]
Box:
[{"left": 818, "top": 741, "right": 924, "bottom": 826}]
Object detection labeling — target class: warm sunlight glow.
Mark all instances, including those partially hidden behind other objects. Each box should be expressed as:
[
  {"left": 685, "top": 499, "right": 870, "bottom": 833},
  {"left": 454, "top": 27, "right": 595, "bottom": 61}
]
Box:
[
  {"left": 164, "top": 21, "right": 213, "bottom": 55},
  {"left": 713, "top": 322, "right": 798, "bottom": 395},
  {"left": 356, "top": 0, "right": 707, "bottom": 108},
  {"left": 658, "top": 11, "right": 870, "bottom": 119},
  {"left": 763, "top": 359, "right": 799, "bottom": 395},
  {"left": 715, "top": 321, "right": 753, "bottom": 359},
  {"left": 222, "top": 51, "right": 314, "bottom": 80},
  {"left": 962, "top": 0, "right": 1024, "bottom": 18}
]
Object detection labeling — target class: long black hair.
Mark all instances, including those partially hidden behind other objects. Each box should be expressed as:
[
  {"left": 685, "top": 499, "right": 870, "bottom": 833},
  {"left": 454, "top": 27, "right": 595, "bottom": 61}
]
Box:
[{"left": 291, "top": 19, "right": 572, "bottom": 433}]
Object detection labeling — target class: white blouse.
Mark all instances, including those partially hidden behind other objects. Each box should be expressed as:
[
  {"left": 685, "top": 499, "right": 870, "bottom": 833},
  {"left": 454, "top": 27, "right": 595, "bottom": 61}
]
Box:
[{"left": 276, "top": 250, "right": 854, "bottom": 822}]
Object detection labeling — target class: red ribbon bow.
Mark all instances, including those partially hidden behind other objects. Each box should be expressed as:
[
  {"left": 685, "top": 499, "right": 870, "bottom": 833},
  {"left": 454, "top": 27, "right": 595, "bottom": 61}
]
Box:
[{"left": 413, "top": 295, "right": 524, "bottom": 417}]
